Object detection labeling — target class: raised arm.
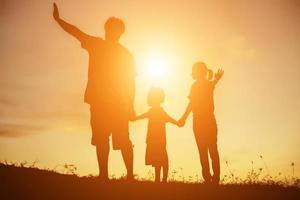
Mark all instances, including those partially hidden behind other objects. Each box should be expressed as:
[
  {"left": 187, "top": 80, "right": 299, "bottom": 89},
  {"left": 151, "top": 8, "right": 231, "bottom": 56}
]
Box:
[
  {"left": 178, "top": 102, "right": 192, "bottom": 127},
  {"left": 53, "top": 3, "right": 89, "bottom": 42},
  {"left": 212, "top": 68, "right": 224, "bottom": 85}
]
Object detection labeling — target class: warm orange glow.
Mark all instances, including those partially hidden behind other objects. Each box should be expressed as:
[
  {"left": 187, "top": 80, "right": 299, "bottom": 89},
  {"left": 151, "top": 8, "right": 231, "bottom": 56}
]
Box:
[
  {"left": 140, "top": 49, "right": 173, "bottom": 87},
  {"left": 0, "top": 0, "right": 299, "bottom": 181},
  {"left": 145, "top": 54, "right": 170, "bottom": 81}
]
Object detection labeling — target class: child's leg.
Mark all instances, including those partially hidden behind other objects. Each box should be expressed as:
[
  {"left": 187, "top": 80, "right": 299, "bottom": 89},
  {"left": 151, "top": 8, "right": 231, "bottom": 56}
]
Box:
[
  {"left": 155, "top": 166, "right": 161, "bottom": 182},
  {"left": 198, "top": 143, "right": 211, "bottom": 183},
  {"left": 162, "top": 152, "right": 169, "bottom": 182},
  {"left": 193, "top": 119, "right": 211, "bottom": 183},
  {"left": 194, "top": 131, "right": 211, "bottom": 182},
  {"left": 208, "top": 118, "right": 220, "bottom": 184},
  {"left": 162, "top": 153, "right": 169, "bottom": 182},
  {"left": 209, "top": 142, "right": 220, "bottom": 184}
]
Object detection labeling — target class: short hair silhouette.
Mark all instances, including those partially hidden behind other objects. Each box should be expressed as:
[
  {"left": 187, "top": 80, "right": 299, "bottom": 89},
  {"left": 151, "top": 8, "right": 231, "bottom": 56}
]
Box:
[
  {"left": 104, "top": 17, "right": 125, "bottom": 40},
  {"left": 147, "top": 87, "right": 165, "bottom": 107}
]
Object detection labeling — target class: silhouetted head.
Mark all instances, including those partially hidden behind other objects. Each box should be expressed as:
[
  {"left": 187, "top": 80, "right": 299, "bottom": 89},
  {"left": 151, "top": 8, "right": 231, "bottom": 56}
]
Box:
[
  {"left": 147, "top": 87, "right": 165, "bottom": 107},
  {"left": 192, "top": 62, "right": 208, "bottom": 80},
  {"left": 104, "top": 17, "right": 125, "bottom": 42}
]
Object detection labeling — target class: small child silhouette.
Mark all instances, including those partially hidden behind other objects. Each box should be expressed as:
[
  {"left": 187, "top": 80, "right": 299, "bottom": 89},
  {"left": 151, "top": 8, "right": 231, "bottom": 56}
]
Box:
[{"left": 133, "top": 87, "right": 179, "bottom": 182}]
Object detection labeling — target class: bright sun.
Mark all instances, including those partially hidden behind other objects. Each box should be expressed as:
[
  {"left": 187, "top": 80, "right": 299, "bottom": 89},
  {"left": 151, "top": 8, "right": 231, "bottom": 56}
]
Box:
[{"left": 144, "top": 53, "right": 170, "bottom": 83}]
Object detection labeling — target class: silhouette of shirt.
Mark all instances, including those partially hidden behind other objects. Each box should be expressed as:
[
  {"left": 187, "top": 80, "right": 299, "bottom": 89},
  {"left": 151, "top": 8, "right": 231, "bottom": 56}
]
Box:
[
  {"left": 81, "top": 35, "right": 135, "bottom": 111},
  {"left": 145, "top": 107, "right": 172, "bottom": 146},
  {"left": 189, "top": 80, "right": 215, "bottom": 116}
]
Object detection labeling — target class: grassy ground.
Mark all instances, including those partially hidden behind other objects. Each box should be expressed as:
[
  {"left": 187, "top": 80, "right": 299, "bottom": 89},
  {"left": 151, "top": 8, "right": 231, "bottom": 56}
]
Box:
[{"left": 0, "top": 163, "right": 299, "bottom": 200}]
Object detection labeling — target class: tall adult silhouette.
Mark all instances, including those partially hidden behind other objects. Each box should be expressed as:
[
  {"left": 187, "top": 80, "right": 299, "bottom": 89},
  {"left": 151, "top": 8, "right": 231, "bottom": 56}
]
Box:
[{"left": 53, "top": 3, "right": 136, "bottom": 180}]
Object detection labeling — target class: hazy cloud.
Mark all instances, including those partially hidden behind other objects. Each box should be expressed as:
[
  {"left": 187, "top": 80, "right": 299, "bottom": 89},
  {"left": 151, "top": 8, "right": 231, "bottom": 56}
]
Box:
[
  {"left": 0, "top": 97, "right": 16, "bottom": 107},
  {"left": 0, "top": 123, "right": 45, "bottom": 137}
]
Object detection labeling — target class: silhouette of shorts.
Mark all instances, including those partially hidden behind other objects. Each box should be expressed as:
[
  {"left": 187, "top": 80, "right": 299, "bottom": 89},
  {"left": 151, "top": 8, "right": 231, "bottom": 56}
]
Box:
[{"left": 90, "top": 105, "right": 131, "bottom": 150}]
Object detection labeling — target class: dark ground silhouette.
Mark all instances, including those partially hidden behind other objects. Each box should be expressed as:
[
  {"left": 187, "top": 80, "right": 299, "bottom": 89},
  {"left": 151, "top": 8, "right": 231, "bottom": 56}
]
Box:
[{"left": 1, "top": 163, "right": 299, "bottom": 200}]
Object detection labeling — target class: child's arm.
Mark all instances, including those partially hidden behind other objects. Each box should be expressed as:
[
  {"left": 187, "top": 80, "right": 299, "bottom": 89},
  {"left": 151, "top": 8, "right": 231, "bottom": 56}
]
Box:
[
  {"left": 212, "top": 68, "right": 224, "bottom": 85},
  {"left": 178, "top": 102, "right": 192, "bottom": 127},
  {"left": 166, "top": 115, "right": 180, "bottom": 126},
  {"left": 133, "top": 112, "right": 148, "bottom": 121}
]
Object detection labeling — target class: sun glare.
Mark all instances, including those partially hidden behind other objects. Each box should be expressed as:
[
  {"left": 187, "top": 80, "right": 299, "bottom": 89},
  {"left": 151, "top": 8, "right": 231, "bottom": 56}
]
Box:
[{"left": 144, "top": 53, "right": 170, "bottom": 83}]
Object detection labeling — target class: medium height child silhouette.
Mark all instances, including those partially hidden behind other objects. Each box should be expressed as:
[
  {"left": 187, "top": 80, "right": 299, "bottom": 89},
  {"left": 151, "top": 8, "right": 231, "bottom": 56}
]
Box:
[
  {"left": 133, "top": 88, "right": 179, "bottom": 182},
  {"left": 179, "top": 62, "right": 224, "bottom": 184}
]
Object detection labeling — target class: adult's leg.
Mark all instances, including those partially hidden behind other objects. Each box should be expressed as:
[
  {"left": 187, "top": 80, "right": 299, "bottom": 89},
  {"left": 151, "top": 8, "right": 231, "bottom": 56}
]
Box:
[
  {"left": 96, "top": 142, "right": 110, "bottom": 180},
  {"left": 120, "top": 141, "right": 134, "bottom": 179},
  {"left": 90, "top": 105, "right": 110, "bottom": 180},
  {"left": 115, "top": 114, "right": 134, "bottom": 180}
]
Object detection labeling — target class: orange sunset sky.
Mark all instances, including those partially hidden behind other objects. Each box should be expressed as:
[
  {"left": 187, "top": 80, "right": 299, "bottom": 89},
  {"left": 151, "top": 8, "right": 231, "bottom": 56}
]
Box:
[{"left": 0, "top": 0, "right": 299, "bottom": 180}]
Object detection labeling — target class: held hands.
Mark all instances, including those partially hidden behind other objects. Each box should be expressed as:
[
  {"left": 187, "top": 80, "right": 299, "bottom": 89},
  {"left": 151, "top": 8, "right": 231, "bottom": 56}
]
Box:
[
  {"left": 128, "top": 109, "right": 136, "bottom": 121},
  {"left": 177, "top": 118, "right": 186, "bottom": 127},
  {"left": 53, "top": 3, "right": 59, "bottom": 20},
  {"left": 214, "top": 68, "right": 224, "bottom": 81}
]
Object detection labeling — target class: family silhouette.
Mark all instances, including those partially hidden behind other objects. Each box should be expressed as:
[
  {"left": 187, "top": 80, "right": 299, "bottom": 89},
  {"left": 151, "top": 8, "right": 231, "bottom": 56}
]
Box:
[{"left": 53, "top": 3, "right": 224, "bottom": 184}]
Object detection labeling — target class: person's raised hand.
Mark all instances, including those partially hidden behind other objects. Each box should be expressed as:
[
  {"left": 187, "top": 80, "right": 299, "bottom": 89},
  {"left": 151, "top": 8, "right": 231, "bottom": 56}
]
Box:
[
  {"left": 53, "top": 3, "right": 59, "bottom": 20},
  {"left": 214, "top": 68, "right": 224, "bottom": 81}
]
